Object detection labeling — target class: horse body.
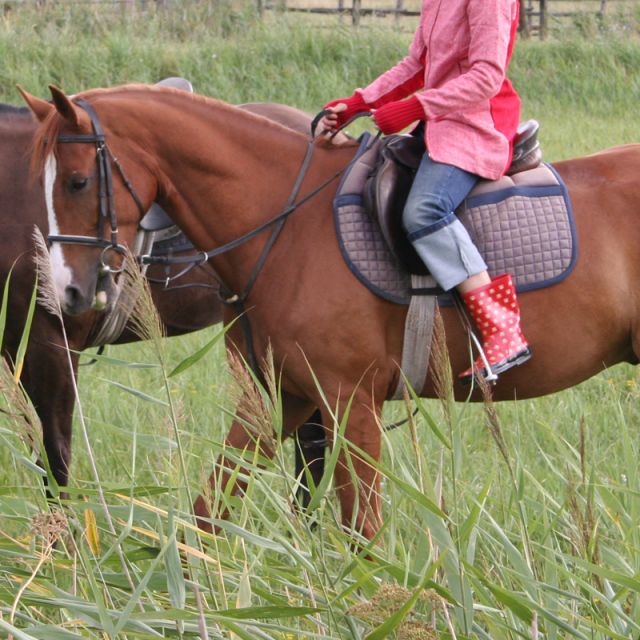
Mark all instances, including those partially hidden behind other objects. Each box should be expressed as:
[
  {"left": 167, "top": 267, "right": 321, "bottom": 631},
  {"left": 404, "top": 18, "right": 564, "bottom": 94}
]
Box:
[{"left": 26, "top": 84, "right": 640, "bottom": 537}]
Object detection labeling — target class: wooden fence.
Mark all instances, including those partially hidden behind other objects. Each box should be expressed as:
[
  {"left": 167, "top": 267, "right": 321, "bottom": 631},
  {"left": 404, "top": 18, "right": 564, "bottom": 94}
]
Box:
[
  {"left": 5, "top": 0, "right": 632, "bottom": 38},
  {"left": 519, "top": 0, "right": 614, "bottom": 38},
  {"left": 258, "top": 0, "right": 629, "bottom": 37}
]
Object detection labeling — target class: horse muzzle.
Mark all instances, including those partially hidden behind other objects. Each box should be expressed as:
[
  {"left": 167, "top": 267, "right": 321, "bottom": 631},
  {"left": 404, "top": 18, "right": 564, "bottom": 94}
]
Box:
[
  {"left": 62, "top": 268, "right": 115, "bottom": 316},
  {"left": 62, "top": 281, "right": 96, "bottom": 316}
]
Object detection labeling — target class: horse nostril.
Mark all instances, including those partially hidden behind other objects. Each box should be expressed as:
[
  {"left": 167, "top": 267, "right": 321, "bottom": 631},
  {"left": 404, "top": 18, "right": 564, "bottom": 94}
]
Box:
[{"left": 64, "top": 285, "right": 83, "bottom": 312}]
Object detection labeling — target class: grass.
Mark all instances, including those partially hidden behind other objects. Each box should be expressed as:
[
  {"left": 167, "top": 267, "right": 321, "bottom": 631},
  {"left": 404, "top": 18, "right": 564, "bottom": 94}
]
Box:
[
  {"left": 2, "top": 2, "right": 640, "bottom": 638},
  {"left": 1, "top": 0, "right": 640, "bottom": 155}
]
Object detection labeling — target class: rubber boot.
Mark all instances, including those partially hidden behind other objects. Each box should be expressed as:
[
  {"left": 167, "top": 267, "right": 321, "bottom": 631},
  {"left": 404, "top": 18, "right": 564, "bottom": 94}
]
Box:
[{"left": 459, "top": 273, "right": 532, "bottom": 384}]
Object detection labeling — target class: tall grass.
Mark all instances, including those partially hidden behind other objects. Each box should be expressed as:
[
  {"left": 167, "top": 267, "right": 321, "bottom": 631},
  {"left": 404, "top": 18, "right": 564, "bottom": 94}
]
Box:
[
  {"left": 2, "top": 2, "right": 640, "bottom": 638},
  {"left": 1, "top": 1, "right": 639, "bottom": 156},
  {"left": 3, "top": 307, "right": 640, "bottom": 637}
]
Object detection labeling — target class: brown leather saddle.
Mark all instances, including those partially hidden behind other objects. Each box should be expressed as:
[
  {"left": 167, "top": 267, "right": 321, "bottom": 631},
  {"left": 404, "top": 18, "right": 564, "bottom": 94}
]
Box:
[{"left": 363, "top": 120, "right": 542, "bottom": 275}]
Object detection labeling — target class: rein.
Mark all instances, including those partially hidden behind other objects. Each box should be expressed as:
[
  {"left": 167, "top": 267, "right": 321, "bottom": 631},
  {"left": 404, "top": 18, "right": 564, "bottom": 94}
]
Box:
[
  {"left": 138, "top": 145, "right": 342, "bottom": 272},
  {"left": 51, "top": 97, "right": 345, "bottom": 373}
]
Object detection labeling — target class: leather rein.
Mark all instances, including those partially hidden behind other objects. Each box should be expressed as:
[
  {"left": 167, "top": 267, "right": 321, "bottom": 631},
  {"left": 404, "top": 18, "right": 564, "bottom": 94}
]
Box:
[{"left": 49, "top": 98, "right": 345, "bottom": 372}]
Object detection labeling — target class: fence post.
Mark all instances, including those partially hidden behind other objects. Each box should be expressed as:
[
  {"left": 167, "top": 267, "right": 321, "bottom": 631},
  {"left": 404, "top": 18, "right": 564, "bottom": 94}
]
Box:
[
  {"left": 121, "top": 0, "right": 134, "bottom": 17},
  {"left": 519, "top": 0, "right": 531, "bottom": 38},
  {"left": 539, "top": 0, "right": 547, "bottom": 39},
  {"left": 352, "top": 0, "right": 361, "bottom": 27},
  {"left": 395, "top": 0, "right": 404, "bottom": 24}
]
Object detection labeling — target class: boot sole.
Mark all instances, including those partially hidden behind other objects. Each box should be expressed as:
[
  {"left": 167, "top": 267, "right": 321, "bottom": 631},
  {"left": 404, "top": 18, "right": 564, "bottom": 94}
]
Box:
[{"left": 459, "top": 348, "right": 533, "bottom": 386}]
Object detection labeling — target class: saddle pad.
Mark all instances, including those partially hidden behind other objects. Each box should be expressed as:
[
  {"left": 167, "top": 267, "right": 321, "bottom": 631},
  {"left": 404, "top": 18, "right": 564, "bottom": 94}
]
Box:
[
  {"left": 457, "top": 163, "right": 576, "bottom": 294},
  {"left": 334, "top": 136, "right": 576, "bottom": 304},
  {"left": 334, "top": 135, "right": 412, "bottom": 304}
]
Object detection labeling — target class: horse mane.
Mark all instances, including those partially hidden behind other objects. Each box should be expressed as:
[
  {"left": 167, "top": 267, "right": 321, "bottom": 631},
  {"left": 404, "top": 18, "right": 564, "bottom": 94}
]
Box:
[
  {"left": 0, "top": 103, "right": 27, "bottom": 115},
  {"left": 31, "top": 108, "right": 63, "bottom": 177},
  {"left": 79, "top": 83, "right": 319, "bottom": 141}
]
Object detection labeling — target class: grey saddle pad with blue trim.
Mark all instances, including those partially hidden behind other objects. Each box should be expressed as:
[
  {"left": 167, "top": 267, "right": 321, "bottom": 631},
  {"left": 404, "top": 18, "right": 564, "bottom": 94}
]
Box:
[{"left": 333, "top": 140, "right": 576, "bottom": 305}]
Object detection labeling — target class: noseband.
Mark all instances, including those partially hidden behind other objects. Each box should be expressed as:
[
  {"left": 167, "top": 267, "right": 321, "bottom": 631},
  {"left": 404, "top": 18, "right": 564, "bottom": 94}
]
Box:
[{"left": 48, "top": 98, "right": 146, "bottom": 274}]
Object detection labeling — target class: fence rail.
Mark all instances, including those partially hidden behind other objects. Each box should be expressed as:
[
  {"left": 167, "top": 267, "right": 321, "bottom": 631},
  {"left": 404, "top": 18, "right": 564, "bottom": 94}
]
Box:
[
  {"left": 262, "top": 0, "right": 632, "bottom": 36},
  {"left": 3, "top": 0, "right": 635, "bottom": 37}
]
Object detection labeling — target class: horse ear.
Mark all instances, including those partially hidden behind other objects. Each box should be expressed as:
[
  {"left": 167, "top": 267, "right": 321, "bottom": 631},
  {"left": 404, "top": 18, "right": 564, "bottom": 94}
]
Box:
[
  {"left": 48, "top": 84, "right": 88, "bottom": 129},
  {"left": 16, "top": 85, "right": 53, "bottom": 122}
]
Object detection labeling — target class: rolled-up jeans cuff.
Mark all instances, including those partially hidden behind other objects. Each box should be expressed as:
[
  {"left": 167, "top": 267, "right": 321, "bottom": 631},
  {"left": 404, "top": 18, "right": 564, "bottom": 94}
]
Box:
[{"left": 410, "top": 218, "right": 487, "bottom": 291}]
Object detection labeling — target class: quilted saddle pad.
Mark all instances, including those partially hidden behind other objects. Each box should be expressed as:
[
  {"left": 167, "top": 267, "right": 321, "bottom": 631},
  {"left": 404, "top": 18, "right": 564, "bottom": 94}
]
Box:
[{"left": 333, "top": 139, "right": 576, "bottom": 305}]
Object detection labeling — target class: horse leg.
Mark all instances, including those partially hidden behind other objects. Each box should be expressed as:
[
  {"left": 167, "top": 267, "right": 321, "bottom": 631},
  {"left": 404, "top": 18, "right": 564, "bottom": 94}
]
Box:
[
  {"left": 322, "top": 399, "right": 383, "bottom": 541},
  {"left": 293, "top": 410, "right": 326, "bottom": 510},
  {"left": 22, "top": 346, "right": 80, "bottom": 498},
  {"left": 193, "top": 392, "right": 316, "bottom": 533}
]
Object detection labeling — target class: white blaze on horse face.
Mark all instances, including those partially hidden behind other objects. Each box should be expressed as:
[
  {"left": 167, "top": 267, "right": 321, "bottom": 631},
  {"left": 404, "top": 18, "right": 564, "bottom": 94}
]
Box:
[{"left": 44, "top": 153, "right": 73, "bottom": 299}]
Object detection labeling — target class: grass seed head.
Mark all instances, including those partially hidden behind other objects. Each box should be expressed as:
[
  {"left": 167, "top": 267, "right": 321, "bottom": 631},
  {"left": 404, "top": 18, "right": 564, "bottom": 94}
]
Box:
[
  {"left": 348, "top": 583, "right": 440, "bottom": 637},
  {"left": 32, "top": 225, "right": 62, "bottom": 320},
  {"left": 119, "top": 247, "right": 166, "bottom": 349},
  {"left": 31, "top": 510, "right": 68, "bottom": 548},
  {"left": 227, "top": 348, "right": 277, "bottom": 451}
]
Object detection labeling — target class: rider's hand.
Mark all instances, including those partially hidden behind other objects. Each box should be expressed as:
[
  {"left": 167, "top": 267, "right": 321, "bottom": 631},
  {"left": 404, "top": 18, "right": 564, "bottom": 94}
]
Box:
[
  {"left": 320, "top": 102, "right": 347, "bottom": 133},
  {"left": 320, "top": 92, "right": 370, "bottom": 133},
  {"left": 371, "top": 96, "right": 425, "bottom": 135}
]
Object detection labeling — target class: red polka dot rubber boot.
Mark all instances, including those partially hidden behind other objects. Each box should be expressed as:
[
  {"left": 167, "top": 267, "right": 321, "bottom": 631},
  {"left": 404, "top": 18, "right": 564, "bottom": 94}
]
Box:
[{"left": 458, "top": 273, "right": 532, "bottom": 385}]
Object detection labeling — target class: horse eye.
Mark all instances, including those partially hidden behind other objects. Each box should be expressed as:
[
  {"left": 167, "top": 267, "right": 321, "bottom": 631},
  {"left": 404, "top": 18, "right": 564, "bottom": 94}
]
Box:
[{"left": 68, "top": 175, "right": 89, "bottom": 193}]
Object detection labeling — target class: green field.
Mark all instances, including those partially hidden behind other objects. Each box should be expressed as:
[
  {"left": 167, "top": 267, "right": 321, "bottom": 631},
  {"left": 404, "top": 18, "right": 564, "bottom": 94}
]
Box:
[{"left": 2, "top": 2, "right": 640, "bottom": 638}]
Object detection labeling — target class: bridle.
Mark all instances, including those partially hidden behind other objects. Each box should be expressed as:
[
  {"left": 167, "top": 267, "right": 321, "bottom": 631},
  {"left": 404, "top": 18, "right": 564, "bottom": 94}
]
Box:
[
  {"left": 46, "top": 97, "right": 345, "bottom": 369},
  {"left": 48, "top": 98, "right": 147, "bottom": 277},
  {"left": 48, "top": 99, "right": 343, "bottom": 281}
]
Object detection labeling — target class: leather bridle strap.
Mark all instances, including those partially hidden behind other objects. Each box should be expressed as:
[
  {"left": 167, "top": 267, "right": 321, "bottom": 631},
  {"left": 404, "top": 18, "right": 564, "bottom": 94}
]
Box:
[
  {"left": 139, "top": 156, "right": 342, "bottom": 269},
  {"left": 48, "top": 98, "right": 146, "bottom": 260}
]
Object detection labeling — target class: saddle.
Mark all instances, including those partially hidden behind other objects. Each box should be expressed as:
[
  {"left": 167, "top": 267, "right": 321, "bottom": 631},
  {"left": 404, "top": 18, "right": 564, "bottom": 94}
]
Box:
[{"left": 364, "top": 121, "right": 542, "bottom": 275}]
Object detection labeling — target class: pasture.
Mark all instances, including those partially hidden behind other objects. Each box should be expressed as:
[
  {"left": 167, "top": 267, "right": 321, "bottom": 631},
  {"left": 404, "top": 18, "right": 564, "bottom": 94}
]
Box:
[{"left": 1, "top": 2, "right": 640, "bottom": 638}]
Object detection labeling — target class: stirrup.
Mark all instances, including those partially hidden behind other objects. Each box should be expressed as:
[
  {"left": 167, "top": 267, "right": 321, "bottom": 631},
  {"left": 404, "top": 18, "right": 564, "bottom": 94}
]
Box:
[
  {"left": 469, "top": 330, "right": 498, "bottom": 384},
  {"left": 459, "top": 347, "right": 532, "bottom": 386}
]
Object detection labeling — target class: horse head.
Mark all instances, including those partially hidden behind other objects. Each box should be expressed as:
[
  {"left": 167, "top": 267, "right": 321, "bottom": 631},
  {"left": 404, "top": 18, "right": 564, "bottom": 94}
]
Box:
[{"left": 19, "top": 85, "right": 156, "bottom": 315}]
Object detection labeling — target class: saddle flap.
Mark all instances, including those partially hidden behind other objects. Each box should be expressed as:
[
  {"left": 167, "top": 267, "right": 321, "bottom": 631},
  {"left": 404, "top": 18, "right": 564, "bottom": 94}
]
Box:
[
  {"left": 154, "top": 77, "right": 194, "bottom": 93},
  {"left": 363, "top": 135, "right": 428, "bottom": 274},
  {"left": 140, "top": 203, "right": 175, "bottom": 231}
]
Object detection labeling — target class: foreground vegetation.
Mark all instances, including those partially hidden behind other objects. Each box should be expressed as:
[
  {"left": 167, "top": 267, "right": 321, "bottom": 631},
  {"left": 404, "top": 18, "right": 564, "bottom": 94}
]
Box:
[{"left": 1, "top": 2, "right": 640, "bottom": 638}]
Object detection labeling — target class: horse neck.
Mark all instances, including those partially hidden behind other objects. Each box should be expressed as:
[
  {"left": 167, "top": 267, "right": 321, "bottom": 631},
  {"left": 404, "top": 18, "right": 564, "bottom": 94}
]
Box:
[
  {"left": 104, "top": 92, "right": 312, "bottom": 245},
  {"left": 99, "top": 90, "right": 338, "bottom": 291},
  {"left": 0, "top": 111, "right": 40, "bottom": 224}
]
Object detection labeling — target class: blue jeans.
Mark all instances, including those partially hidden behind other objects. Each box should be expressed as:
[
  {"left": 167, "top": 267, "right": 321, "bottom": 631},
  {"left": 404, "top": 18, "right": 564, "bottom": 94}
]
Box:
[{"left": 403, "top": 152, "right": 487, "bottom": 291}]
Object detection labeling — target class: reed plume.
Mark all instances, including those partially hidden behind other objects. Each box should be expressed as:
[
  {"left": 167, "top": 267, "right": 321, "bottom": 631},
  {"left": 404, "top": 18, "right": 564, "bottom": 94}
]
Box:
[
  {"left": 118, "top": 247, "right": 166, "bottom": 350},
  {"left": 32, "top": 225, "right": 62, "bottom": 320}
]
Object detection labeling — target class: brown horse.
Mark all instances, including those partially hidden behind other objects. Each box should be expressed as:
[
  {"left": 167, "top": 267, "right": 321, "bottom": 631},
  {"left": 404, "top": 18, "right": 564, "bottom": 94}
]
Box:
[
  {"left": 0, "top": 102, "right": 226, "bottom": 494},
  {"left": 1, "top": 99, "right": 325, "bottom": 497},
  {"left": 21, "top": 84, "right": 640, "bottom": 539}
]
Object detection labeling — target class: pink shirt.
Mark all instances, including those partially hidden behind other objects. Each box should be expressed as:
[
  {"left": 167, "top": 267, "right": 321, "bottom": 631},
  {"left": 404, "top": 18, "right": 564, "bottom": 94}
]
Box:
[{"left": 358, "top": 0, "right": 520, "bottom": 180}]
